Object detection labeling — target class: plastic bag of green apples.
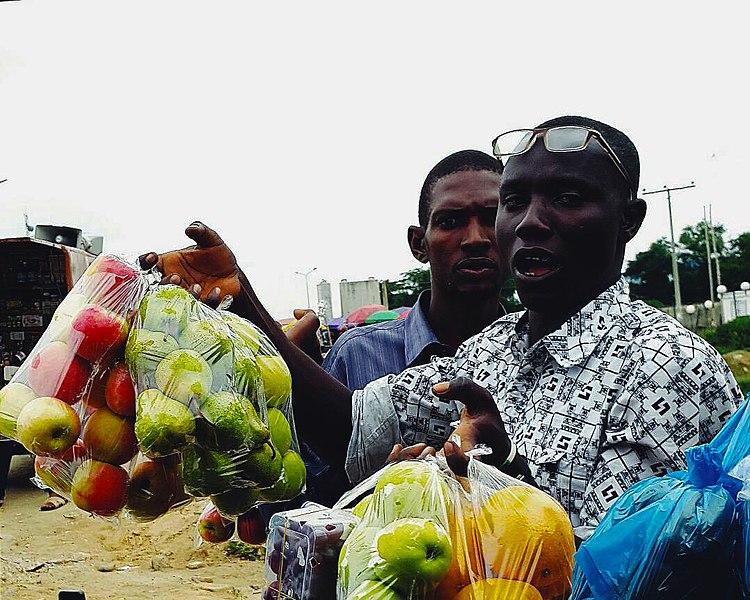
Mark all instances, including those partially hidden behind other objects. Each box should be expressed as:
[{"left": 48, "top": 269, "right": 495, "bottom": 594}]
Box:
[
  {"left": 126, "top": 284, "right": 306, "bottom": 522},
  {"left": 0, "top": 254, "right": 175, "bottom": 519},
  {"left": 324, "top": 453, "right": 575, "bottom": 600}
]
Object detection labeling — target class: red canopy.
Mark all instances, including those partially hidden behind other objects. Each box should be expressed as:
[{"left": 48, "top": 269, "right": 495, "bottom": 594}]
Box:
[{"left": 345, "top": 304, "right": 387, "bottom": 326}]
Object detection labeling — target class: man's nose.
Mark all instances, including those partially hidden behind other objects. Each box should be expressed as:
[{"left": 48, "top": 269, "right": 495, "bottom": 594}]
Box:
[
  {"left": 515, "top": 198, "right": 552, "bottom": 240},
  {"left": 461, "top": 217, "right": 493, "bottom": 250}
]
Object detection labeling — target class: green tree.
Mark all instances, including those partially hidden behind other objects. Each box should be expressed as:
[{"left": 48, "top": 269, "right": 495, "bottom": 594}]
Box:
[
  {"left": 385, "top": 267, "right": 431, "bottom": 309},
  {"left": 624, "top": 238, "right": 674, "bottom": 305}
]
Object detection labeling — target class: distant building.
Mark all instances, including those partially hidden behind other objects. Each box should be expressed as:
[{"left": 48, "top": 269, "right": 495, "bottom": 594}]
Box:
[
  {"left": 339, "top": 277, "right": 387, "bottom": 316},
  {"left": 316, "top": 279, "right": 333, "bottom": 321}
]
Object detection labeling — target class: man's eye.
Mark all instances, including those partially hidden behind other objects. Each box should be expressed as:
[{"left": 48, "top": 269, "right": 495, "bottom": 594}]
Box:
[
  {"left": 500, "top": 194, "right": 525, "bottom": 209},
  {"left": 437, "top": 216, "right": 458, "bottom": 228},
  {"left": 555, "top": 193, "right": 584, "bottom": 206}
]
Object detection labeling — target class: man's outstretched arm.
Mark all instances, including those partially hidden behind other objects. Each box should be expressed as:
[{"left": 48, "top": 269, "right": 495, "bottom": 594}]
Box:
[{"left": 140, "top": 222, "right": 353, "bottom": 469}]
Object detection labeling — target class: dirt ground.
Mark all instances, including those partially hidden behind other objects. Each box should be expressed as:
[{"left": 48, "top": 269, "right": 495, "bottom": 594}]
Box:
[{"left": 0, "top": 455, "right": 266, "bottom": 600}]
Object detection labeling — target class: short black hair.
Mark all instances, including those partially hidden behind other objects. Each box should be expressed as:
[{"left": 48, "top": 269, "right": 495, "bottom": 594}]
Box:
[
  {"left": 535, "top": 115, "right": 639, "bottom": 201},
  {"left": 418, "top": 150, "right": 503, "bottom": 227}
]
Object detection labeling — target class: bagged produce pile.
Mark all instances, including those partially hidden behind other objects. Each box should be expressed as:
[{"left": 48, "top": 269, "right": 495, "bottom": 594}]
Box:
[
  {"left": 571, "top": 394, "right": 750, "bottom": 600},
  {"left": 0, "top": 257, "right": 305, "bottom": 524},
  {"left": 258, "top": 453, "right": 574, "bottom": 600}
]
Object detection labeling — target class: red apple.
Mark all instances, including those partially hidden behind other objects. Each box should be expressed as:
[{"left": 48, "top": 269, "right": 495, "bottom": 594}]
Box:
[
  {"left": 82, "top": 407, "right": 138, "bottom": 465},
  {"left": 16, "top": 396, "right": 81, "bottom": 457},
  {"left": 27, "top": 341, "right": 91, "bottom": 404},
  {"left": 105, "top": 362, "right": 136, "bottom": 417},
  {"left": 69, "top": 305, "right": 129, "bottom": 363},
  {"left": 81, "top": 255, "right": 141, "bottom": 307},
  {"left": 34, "top": 439, "right": 87, "bottom": 493},
  {"left": 237, "top": 507, "right": 267, "bottom": 545},
  {"left": 71, "top": 458, "right": 129, "bottom": 516},
  {"left": 81, "top": 366, "right": 108, "bottom": 409},
  {"left": 197, "top": 502, "right": 235, "bottom": 543},
  {"left": 125, "top": 458, "right": 182, "bottom": 521}
]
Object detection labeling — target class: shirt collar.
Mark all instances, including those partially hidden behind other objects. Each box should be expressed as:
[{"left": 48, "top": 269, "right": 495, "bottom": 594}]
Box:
[
  {"left": 515, "top": 278, "right": 631, "bottom": 368},
  {"left": 403, "top": 290, "right": 450, "bottom": 366}
]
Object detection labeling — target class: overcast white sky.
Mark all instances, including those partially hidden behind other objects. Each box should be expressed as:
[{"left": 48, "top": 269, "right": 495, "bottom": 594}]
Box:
[{"left": 1, "top": 2, "right": 748, "bottom": 318}]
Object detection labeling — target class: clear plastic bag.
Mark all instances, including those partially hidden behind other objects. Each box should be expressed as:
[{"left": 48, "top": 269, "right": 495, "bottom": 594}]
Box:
[
  {"left": 0, "top": 254, "right": 150, "bottom": 518},
  {"left": 261, "top": 502, "right": 359, "bottom": 599},
  {"left": 126, "top": 286, "right": 305, "bottom": 521},
  {"left": 332, "top": 454, "right": 574, "bottom": 600}
]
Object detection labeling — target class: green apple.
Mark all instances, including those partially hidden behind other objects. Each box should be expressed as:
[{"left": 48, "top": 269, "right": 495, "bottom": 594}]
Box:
[
  {"left": 267, "top": 408, "right": 292, "bottom": 455},
  {"left": 139, "top": 285, "right": 196, "bottom": 336},
  {"left": 182, "top": 444, "right": 244, "bottom": 497},
  {"left": 47, "top": 293, "right": 88, "bottom": 342},
  {"left": 196, "top": 391, "right": 269, "bottom": 451},
  {"left": 233, "top": 346, "right": 262, "bottom": 401},
  {"left": 351, "top": 494, "right": 373, "bottom": 520},
  {"left": 0, "top": 383, "right": 37, "bottom": 438},
  {"left": 125, "top": 328, "right": 179, "bottom": 378},
  {"left": 16, "top": 396, "right": 81, "bottom": 457},
  {"left": 374, "top": 518, "right": 452, "bottom": 587},
  {"left": 179, "top": 318, "right": 234, "bottom": 388},
  {"left": 155, "top": 349, "right": 213, "bottom": 405},
  {"left": 338, "top": 525, "right": 380, "bottom": 594},
  {"left": 239, "top": 441, "right": 283, "bottom": 488},
  {"left": 210, "top": 485, "right": 260, "bottom": 519},
  {"left": 374, "top": 460, "right": 449, "bottom": 522},
  {"left": 347, "top": 580, "right": 404, "bottom": 600},
  {"left": 221, "top": 311, "right": 262, "bottom": 355},
  {"left": 257, "top": 355, "right": 291, "bottom": 408},
  {"left": 135, "top": 389, "right": 195, "bottom": 457},
  {"left": 258, "top": 449, "right": 305, "bottom": 502}
]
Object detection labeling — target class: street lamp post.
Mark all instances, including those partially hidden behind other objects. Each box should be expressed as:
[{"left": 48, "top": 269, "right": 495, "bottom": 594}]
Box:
[
  {"left": 685, "top": 304, "right": 697, "bottom": 332},
  {"left": 642, "top": 182, "right": 695, "bottom": 323},
  {"left": 716, "top": 284, "right": 727, "bottom": 324},
  {"left": 295, "top": 267, "right": 317, "bottom": 308}
]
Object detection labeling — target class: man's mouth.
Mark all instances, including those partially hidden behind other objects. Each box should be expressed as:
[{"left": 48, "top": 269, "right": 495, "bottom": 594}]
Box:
[
  {"left": 455, "top": 258, "right": 497, "bottom": 277},
  {"left": 513, "top": 249, "right": 560, "bottom": 279}
]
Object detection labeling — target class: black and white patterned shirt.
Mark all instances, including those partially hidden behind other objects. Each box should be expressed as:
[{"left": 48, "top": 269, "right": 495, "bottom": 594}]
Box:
[{"left": 345, "top": 279, "right": 742, "bottom": 538}]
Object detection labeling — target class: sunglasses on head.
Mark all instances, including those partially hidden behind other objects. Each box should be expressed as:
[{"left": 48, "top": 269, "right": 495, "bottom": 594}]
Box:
[{"left": 491, "top": 126, "right": 635, "bottom": 202}]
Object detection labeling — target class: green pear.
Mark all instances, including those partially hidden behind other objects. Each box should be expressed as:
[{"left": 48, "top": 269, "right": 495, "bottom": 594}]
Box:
[
  {"left": 125, "top": 328, "right": 179, "bottom": 378},
  {"left": 182, "top": 444, "right": 245, "bottom": 497},
  {"left": 196, "top": 391, "right": 269, "bottom": 451},
  {"left": 257, "top": 355, "right": 292, "bottom": 408},
  {"left": 267, "top": 408, "right": 292, "bottom": 455},
  {"left": 221, "top": 311, "right": 262, "bottom": 355},
  {"left": 139, "top": 285, "right": 196, "bottom": 336},
  {"left": 239, "top": 441, "right": 283, "bottom": 488},
  {"left": 0, "top": 383, "right": 37, "bottom": 438},
  {"left": 233, "top": 345, "right": 262, "bottom": 401},
  {"left": 155, "top": 349, "right": 212, "bottom": 405},
  {"left": 258, "top": 450, "right": 305, "bottom": 502},
  {"left": 135, "top": 389, "right": 195, "bottom": 457},
  {"left": 210, "top": 486, "right": 260, "bottom": 519},
  {"left": 179, "top": 318, "right": 234, "bottom": 388}
]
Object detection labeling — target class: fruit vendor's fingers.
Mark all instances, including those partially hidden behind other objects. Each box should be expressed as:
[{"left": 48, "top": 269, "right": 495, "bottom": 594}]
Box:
[
  {"left": 293, "top": 308, "right": 315, "bottom": 320},
  {"left": 386, "top": 444, "right": 404, "bottom": 463},
  {"left": 443, "top": 440, "right": 470, "bottom": 477},
  {"left": 204, "top": 286, "right": 222, "bottom": 308},
  {"left": 185, "top": 221, "right": 225, "bottom": 249},
  {"left": 138, "top": 252, "right": 159, "bottom": 270},
  {"left": 417, "top": 445, "right": 436, "bottom": 460},
  {"left": 160, "top": 273, "right": 182, "bottom": 286},
  {"left": 432, "top": 377, "right": 498, "bottom": 417},
  {"left": 286, "top": 311, "right": 320, "bottom": 346}
]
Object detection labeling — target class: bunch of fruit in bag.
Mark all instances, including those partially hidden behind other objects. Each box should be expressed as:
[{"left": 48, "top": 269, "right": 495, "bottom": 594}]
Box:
[
  {"left": 126, "top": 285, "right": 305, "bottom": 518},
  {"left": 261, "top": 502, "right": 359, "bottom": 600},
  {"left": 335, "top": 455, "right": 575, "bottom": 600},
  {"left": 0, "top": 255, "right": 179, "bottom": 518}
]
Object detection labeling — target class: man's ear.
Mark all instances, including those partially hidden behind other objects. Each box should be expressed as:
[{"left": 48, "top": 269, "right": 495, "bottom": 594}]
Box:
[
  {"left": 407, "top": 225, "right": 429, "bottom": 264},
  {"left": 621, "top": 197, "right": 647, "bottom": 243}
]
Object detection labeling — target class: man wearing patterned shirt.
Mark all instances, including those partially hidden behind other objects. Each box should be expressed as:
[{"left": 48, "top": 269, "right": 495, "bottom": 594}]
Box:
[{"left": 345, "top": 116, "right": 743, "bottom": 539}]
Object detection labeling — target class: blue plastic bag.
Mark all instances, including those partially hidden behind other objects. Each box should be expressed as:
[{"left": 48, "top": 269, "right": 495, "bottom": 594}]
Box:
[{"left": 571, "top": 444, "right": 742, "bottom": 600}]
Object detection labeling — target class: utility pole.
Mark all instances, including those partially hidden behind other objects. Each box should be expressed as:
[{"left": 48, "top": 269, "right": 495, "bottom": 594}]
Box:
[
  {"left": 642, "top": 182, "right": 696, "bottom": 323},
  {"left": 708, "top": 204, "right": 722, "bottom": 288}
]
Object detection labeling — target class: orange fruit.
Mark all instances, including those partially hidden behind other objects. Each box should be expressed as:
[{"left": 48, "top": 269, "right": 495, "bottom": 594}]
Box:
[
  {"left": 455, "top": 578, "right": 543, "bottom": 600},
  {"left": 475, "top": 486, "right": 575, "bottom": 600},
  {"left": 435, "top": 498, "right": 486, "bottom": 599}
]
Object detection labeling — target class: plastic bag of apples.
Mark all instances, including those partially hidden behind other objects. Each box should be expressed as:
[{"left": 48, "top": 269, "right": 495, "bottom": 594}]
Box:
[
  {"left": 323, "top": 452, "right": 575, "bottom": 600},
  {"left": 0, "top": 254, "right": 173, "bottom": 520},
  {"left": 125, "top": 284, "right": 306, "bottom": 523}
]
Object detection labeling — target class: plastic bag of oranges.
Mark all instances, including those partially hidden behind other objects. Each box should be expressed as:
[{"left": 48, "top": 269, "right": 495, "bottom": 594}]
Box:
[{"left": 437, "top": 455, "right": 576, "bottom": 600}]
